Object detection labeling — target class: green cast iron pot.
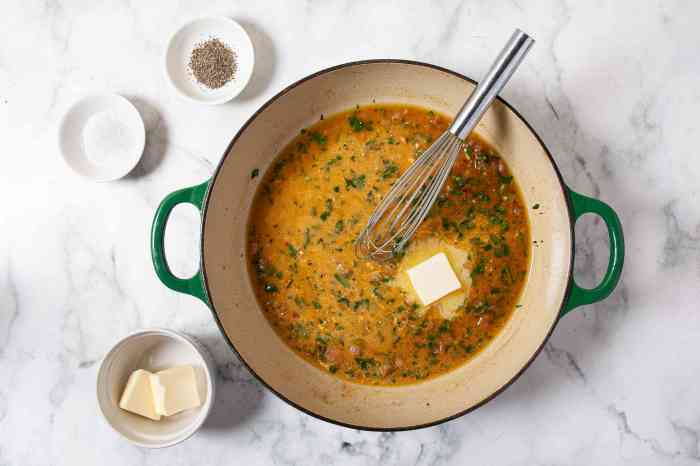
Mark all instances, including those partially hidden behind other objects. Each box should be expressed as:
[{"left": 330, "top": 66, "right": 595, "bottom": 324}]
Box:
[{"left": 149, "top": 60, "right": 624, "bottom": 431}]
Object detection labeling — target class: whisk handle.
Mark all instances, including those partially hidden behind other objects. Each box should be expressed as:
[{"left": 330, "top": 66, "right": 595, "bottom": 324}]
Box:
[{"left": 449, "top": 29, "right": 534, "bottom": 141}]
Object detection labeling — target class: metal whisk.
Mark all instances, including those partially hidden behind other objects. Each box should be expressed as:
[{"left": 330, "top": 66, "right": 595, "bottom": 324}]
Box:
[{"left": 355, "top": 29, "right": 534, "bottom": 262}]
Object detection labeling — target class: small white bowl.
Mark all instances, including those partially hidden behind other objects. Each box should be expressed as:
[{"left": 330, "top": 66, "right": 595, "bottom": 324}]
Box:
[
  {"left": 97, "top": 329, "right": 216, "bottom": 448},
  {"left": 58, "top": 94, "right": 145, "bottom": 182},
  {"left": 165, "top": 17, "right": 255, "bottom": 105}
]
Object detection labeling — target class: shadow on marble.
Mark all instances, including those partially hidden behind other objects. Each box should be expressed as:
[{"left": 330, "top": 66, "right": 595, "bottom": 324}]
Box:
[
  {"left": 233, "top": 19, "right": 277, "bottom": 102},
  {"left": 198, "top": 333, "right": 266, "bottom": 431},
  {"left": 124, "top": 96, "right": 169, "bottom": 179}
]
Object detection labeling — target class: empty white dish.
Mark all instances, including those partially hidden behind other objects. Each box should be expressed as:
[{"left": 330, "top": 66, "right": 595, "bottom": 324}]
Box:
[
  {"left": 97, "top": 329, "right": 216, "bottom": 448},
  {"left": 58, "top": 94, "right": 145, "bottom": 182},
  {"left": 165, "top": 17, "right": 255, "bottom": 104}
]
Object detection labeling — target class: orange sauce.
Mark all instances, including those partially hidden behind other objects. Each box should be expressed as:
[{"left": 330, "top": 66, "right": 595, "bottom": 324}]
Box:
[{"left": 247, "top": 105, "right": 530, "bottom": 385}]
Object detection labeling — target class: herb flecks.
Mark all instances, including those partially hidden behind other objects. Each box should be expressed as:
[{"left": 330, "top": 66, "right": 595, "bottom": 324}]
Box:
[
  {"left": 264, "top": 283, "right": 278, "bottom": 293},
  {"left": 320, "top": 198, "right": 333, "bottom": 221},
  {"left": 345, "top": 174, "right": 366, "bottom": 190},
  {"left": 334, "top": 273, "right": 351, "bottom": 288},
  {"left": 311, "top": 132, "right": 327, "bottom": 147},
  {"left": 380, "top": 160, "right": 399, "bottom": 179},
  {"left": 348, "top": 115, "right": 371, "bottom": 132}
]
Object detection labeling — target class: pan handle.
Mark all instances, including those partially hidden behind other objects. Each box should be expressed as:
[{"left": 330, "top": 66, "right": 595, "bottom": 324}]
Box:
[
  {"left": 151, "top": 181, "right": 210, "bottom": 305},
  {"left": 561, "top": 188, "right": 624, "bottom": 314}
]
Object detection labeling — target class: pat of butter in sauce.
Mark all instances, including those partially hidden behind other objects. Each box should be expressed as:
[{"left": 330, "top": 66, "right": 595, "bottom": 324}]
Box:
[
  {"left": 391, "top": 237, "right": 471, "bottom": 319},
  {"left": 407, "top": 252, "right": 462, "bottom": 306}
]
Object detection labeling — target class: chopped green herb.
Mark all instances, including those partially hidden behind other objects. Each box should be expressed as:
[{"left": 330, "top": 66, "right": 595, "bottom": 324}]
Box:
[
  {"left": 337, "top": 295, "right": 350, "bottom": 306},
  {"left": 365, "top": 139, "right": 382, "bottom": 151},
  {"left": 312, "top": 300, "right": 321, "bottom": 309},
  {"left": 324, "top": 155, "right": 342, "bottom": 170},
  {"left": 315, "top": 334, "right": 329, "bottom": 345},
  {"left": 489, "top": 212, "right": 509, "bottom": 232},
  {"left": 475, "top": 192, "right": 491, "bottom": 203},
  {"left": 287, "top": 243, "right": 298, "bottom": 258},
  {"left": 355, "top": 357, "right": 376, "bottom": 370},
  {"left": 334, "top": 273, "right": 350, "bottom": 288},
  {"left": 494, "top": 242, "right": 510, "bottom": 258},
  {"left": 501, "top": 265, "right": 514, "bottom": 285},
  {"left": 311, "top": 132, "right": 327, "bottom": 146},
  {"left": 442, "top": 217, "right": 451, "bottom": 231},
  {"left": 469, "top": 300, "right": 492, "bottom": 315},
  {"left": 264, "top": 283, "right": 278, "bottom": 293},
  {"left": 348, "top": 115, "right": 370, "bottom": 132},
  {"left": 250, "top": 168, "right": 259, "bottom": 179},
  {"left": 532, "top": 203, "right": 540, "bottom": 210},
  {"left": 471, "top": 258, "right": 485, "bottom": 278},
  {"left": 353, "top": 298, "right": 369, "bottom": 310},
  {"left": 320, "top": 198, "right": 333, "bottom": 221},
  {"left": 450, "top": 175, "right": 466, "bottom": 195},
  {"left": 458, "top": 219, "right": 475, "bottom": 231},
  {"left": 476, "top": 152, "right": 491, "bottom": 163},
  {"left": 381, "top": 160, "right": 399, "bottom": 178},
  {"left": 438, "top": 320, "right": 451, "bottom": 334},
  {"left": 345, "top": 174, "right": 366, "bottom": 190},
  {"left": 335, "top": 220, "right": 344, "bottom": 233},
  {"left": 291, "top": 323, "right": 308, "bottom": 339}
]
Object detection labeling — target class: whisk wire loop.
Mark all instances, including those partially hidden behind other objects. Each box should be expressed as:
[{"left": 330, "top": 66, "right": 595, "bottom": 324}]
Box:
[{"left": 355, "top": 29, "right": 534, "bottom": 262}]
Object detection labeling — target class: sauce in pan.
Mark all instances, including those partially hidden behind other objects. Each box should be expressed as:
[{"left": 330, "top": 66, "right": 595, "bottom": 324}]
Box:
[{"left": 247, "top": 104, "right": 529, "bottom": 385}]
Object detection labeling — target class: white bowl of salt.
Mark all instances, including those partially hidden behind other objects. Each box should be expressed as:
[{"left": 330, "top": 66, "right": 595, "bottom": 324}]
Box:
[{"left": 59, "top": 94, "right": 145, "bottom": 182}]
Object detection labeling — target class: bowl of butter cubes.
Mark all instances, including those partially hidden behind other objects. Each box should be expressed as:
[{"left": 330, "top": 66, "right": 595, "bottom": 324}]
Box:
[{"left": 97, "top": 328, "right": 216, "bottom": 448}]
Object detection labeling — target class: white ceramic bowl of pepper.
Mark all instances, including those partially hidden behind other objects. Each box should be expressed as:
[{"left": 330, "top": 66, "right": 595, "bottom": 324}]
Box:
[{"left": 165, "top": 17, "right": 255, "bottom": 105}]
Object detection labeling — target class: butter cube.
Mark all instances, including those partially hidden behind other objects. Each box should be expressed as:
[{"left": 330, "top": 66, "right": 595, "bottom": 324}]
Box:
[
  {"left": 406, "top": 252, "right": 462, "bottom": 306},
  {"left": 118, "top": 369, "right": 160, "bottom": 421},
  {"left": 151, "top": 365, "right": 202, "bottom": 417}
]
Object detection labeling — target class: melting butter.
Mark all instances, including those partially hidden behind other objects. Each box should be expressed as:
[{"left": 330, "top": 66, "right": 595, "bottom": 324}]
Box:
[{"left": 390, "top": 237, "right": 471, "bottom": 319}]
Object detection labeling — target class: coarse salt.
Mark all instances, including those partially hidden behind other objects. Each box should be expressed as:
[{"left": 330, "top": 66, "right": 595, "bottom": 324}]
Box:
[{"left": 81, "top": 110, "right": 137, "bottom": 170}]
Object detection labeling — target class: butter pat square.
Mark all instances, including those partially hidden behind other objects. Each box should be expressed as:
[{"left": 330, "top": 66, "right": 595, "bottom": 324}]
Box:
[
  {"left": 406, "top": 252, "right": 462, "bottom": 306},
  {"left": 151, "top": 365, "right": 202, "bottom": 417},
  {"left": 118, "top": 369, "right": 161, "bottom": 421}
]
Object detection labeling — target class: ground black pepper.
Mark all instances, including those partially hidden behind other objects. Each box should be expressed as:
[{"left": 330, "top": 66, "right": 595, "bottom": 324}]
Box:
[{"left": 188, "top": 37, "right": 237, "bottom": 89}]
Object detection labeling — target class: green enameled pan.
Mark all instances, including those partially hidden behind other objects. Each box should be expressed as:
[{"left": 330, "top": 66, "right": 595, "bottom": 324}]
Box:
[{"left": 150, "top": 60, "right": 624, "bottom": 431}]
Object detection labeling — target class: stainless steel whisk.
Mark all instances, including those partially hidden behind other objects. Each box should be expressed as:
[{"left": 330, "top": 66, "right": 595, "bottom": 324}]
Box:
[{"left": 355, "top": 29, "right": 534, "bottom": 262}]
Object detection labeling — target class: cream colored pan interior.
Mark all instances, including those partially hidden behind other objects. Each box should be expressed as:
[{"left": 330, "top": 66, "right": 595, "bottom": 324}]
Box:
[{"left": 201, "top": 61, "right": 572, "bottom": 429}]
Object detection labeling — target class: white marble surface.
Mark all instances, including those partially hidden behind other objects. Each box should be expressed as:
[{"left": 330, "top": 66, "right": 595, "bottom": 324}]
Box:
[{"left": 1, "top": 1, "right": 699, "bottom": 464}]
